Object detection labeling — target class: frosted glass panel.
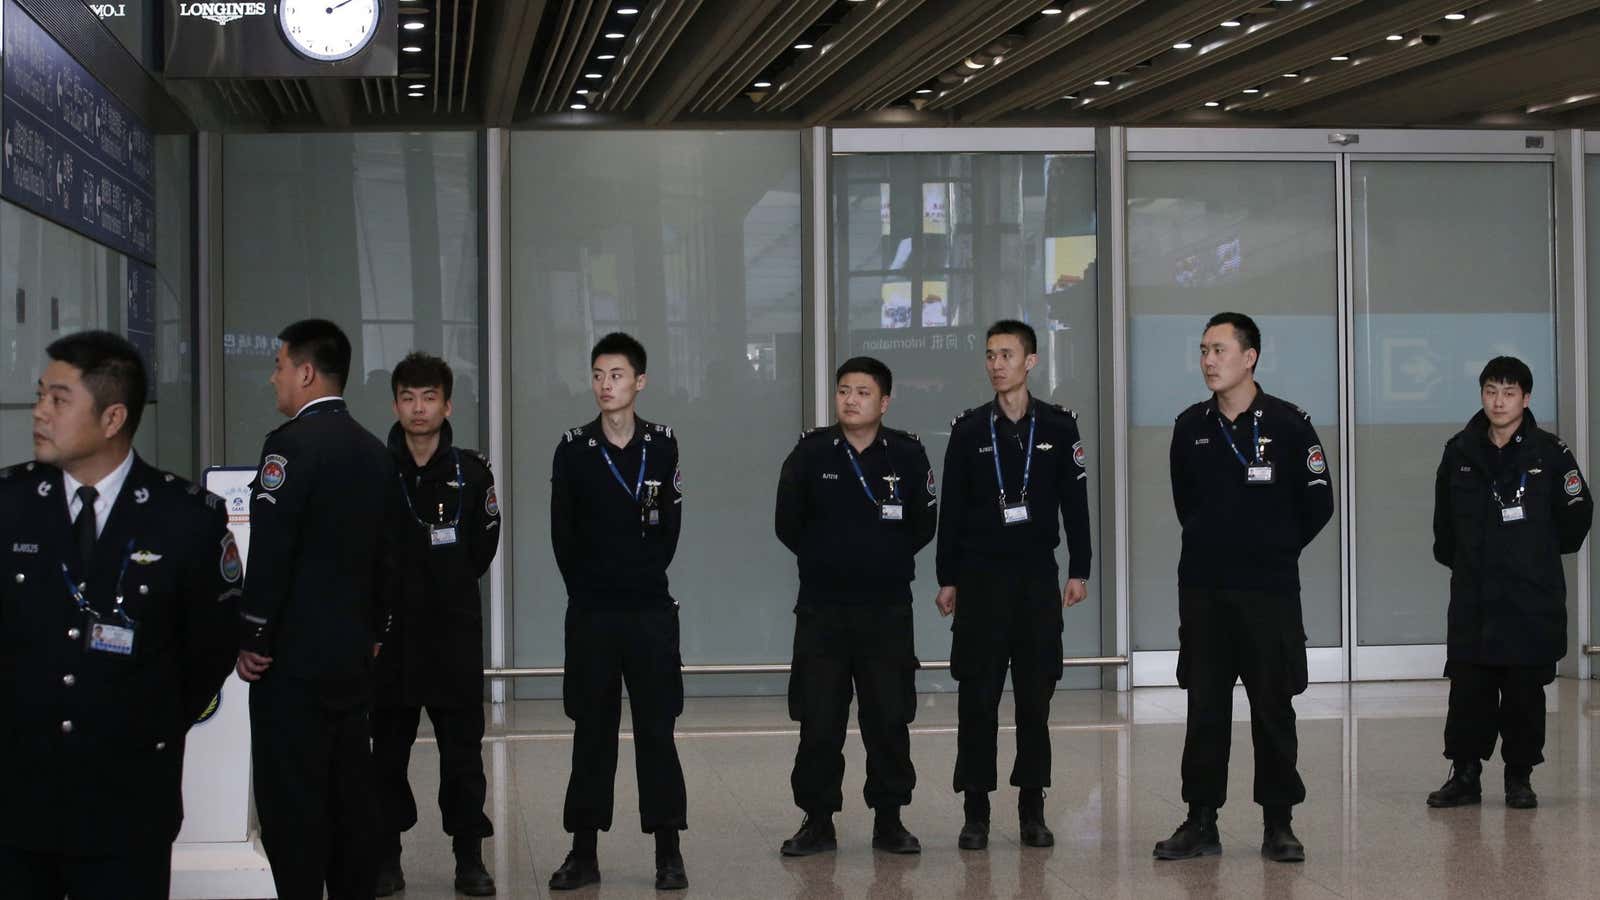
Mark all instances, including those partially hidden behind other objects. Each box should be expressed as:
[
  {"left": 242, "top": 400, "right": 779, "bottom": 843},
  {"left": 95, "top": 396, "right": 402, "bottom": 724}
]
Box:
[{"left": 1587, "top": 155, "right": 1600, "bottom": 648}]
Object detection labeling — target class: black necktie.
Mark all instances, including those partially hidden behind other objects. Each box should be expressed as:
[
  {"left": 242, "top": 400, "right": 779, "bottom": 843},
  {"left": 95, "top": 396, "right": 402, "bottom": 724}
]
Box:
[{"left": 75, "top": 485, "right": 99, "bottom": 563}]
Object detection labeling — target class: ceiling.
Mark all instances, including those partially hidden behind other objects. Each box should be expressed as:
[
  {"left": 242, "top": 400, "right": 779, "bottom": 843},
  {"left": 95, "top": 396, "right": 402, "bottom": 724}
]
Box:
[{"left": 163, "top": 0, "right": 1600, "bottom": 130}]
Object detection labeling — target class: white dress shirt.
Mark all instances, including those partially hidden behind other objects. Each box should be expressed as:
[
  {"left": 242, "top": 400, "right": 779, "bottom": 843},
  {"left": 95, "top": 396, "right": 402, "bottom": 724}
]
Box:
[{"left": 62, "top": 449, "right": 135, "bottom": 538}]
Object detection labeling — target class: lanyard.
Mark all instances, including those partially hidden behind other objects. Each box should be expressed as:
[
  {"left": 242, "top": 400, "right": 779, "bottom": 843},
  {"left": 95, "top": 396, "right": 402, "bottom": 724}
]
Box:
[
  {"left": 599, "top": 442, "right": 647, "bottom": 503},
  {"left": 398, "top": 448, "right": 462, "bottom": 528},
  {"left": 1491, "top": 472, "right": 1529, "bottom": 509},
  {"left": 1216, "top": 412, "right": 1262, "bottom": 467},
  {"left": 59, "top": 539, "right": 136, "bottom": 624},
  {"left": 989, "top": 408, "right": 1036, "bottom": 504},
  {"left": 842, "top": 439, "right": 900, "bottom": 506}
]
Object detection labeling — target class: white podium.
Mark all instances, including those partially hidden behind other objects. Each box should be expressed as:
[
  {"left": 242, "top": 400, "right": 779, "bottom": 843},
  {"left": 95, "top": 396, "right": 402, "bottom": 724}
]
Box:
[{"left": 170, "top": 468, "right": 275, "bottom": 898}]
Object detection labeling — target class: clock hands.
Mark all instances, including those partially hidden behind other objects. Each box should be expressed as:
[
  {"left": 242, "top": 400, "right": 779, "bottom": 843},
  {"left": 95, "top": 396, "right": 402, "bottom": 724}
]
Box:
[{"left": 327, "top": 0, "right": 355, "bottom": 12}]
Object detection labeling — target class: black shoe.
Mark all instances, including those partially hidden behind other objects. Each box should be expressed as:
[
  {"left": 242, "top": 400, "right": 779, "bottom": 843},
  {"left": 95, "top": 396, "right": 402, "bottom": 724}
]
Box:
[
  {"left": 655, "top": 853, "right": 688, "bottom": 891},
  {"left": 374, "top": 852, "right": 405, "bottom": 897},
  {"left": 1505, "top": 773, "right": 1538, "bottom": 810},
  {"left": 957, "top": 819, "right": 989, "bottom": 851},
  {"left": 548, "top": 853, "right": 600, "bottom": 891},
  {"left": 1426, "top": 760, "right": 1483, "bottom": 808},
  {"left": 1153, "top": 807, "right": 1221, "bottom": 860},
  {"left": 452, "top": 837, "right": 496, "bottom": 896},
  {"left": 871, "top": 809, "right": 921, "bottom": 854},
  {"left": 1261, "top": 822, "right": 1305, "bottom": 863},
  {"left": 780, "top": 814, "right": 837, "bottom": 857},
  {"left": 1018, "top": 789, "right": 1055, "bottom": 848}
]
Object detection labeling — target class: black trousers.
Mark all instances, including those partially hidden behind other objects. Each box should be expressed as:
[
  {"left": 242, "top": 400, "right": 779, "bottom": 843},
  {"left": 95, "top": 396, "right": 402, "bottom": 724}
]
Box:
[
  {"left": 373, "top": 702, "right": 493, "bottom": 854},
  {"left": 787, "top": 602, "right": 918, "bottom": 814},
  {"left": 562, "top": 606, "right": 687, "bottom": 834},
  {"left": 950, "top": 568, "right": 1064, "bottom": 795},
  {"left": 1177, "top": 587, "right": 1308, "bottom": 811},
  {"left": 0, "top": 843, "right": 171, "bottom": 900},
  {"left": 1443, "top": 660, "right": 1556, "bottom": 773},
  {"left": 250, "top": 672, "right": 381, "bottom": 900}
]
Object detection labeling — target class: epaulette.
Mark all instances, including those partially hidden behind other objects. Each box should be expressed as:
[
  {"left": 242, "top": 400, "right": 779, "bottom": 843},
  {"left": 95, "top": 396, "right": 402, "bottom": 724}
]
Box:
[
  {"left": 562, "top": 425, "right": 586, "bottom": 443},
  {"left": 1040, "top": 402, "right": 1078, "bottom": 421},
  {"left": 883, "top": 426, "right": 921, "bottom": 444},
  {"left": 1175, "top": 400, "right": 1208, "bottom": 423},
  {"left": 647, "top": 422, "right": 674, "bottom": 440},
  {"left": 464, "top": 448, "right": 492, "bottom": 469},
  {"left": 0, "top": 462, "right": 20, "bottom": 480},
  {"left": 796, "top": 425, "right": 832, "bottom": 443},
  {"left": 950, "top": 407, "right": 982, "bottom": 429}
]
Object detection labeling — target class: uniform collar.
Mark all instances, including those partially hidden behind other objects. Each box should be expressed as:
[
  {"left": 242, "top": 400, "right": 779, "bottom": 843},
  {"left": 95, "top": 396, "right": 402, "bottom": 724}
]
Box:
[
  {"left": 1207, "top": 383, "right": 1269, "bottom": 424},
  {"left": 990, "top": 394, "right": 1037, "bottom": 425},
  {"left": 294, "top": 395, "right": 345, "bottom": 419},
  {"left": 387, "top": 419, "right": 456, "bottom": 472},
  {"left": 1467, "top": 408, "right": 1536, "bottom": 451},
  {"left": 590, "top": 414, "right": 649, "bottom": 450},
  {"left": 61, "top": 448, "right": 135, "bottom": 515}
]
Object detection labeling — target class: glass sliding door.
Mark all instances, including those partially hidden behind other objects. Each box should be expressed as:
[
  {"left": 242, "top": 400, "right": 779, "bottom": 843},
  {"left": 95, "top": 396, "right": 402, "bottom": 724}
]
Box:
[{"left": 1587, "top": 151, "right": 1600, "bottom": 655}]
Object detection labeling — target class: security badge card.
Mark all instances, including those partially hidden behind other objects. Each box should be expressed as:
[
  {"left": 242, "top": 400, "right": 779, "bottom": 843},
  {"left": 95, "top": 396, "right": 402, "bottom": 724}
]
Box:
[
  {"left": 643, "top": 480, "right": 662, "bottom": 526},
  {"left": 1247, "top": 436, "right": 1274, "bottom": 485},
  {"left": 87, "top": 621, "right": 135, "bottom": 656},
  {"left": 880, "top": 474, "right": 903, "bottom": 521}
]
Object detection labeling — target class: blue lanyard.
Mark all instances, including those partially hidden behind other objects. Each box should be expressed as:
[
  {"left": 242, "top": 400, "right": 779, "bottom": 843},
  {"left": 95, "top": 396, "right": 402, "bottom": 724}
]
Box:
[
  {"left": 59, "top": 539, "right": 136, "bottom": 624},
  {"left": 398, "top": 448, "right": 463, "bottom": 527},
  {"left": 989, "top": 407, "right": 1036, "bottom": 504},
  {"left": 842, "top": 439, "right": 899, "bottom": 506},
  {"left": 1491, "top": 472, "right": 1528, "bottom": 508},
  {"left": 1216, "top": 413, "right": 1262, "bottom": 467},
  {"left": 599, "top": 442, "right": 647, "bottom": 502}
]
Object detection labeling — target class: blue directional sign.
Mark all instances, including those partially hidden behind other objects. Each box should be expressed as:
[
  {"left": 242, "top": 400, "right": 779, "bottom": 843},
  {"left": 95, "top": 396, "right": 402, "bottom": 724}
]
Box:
[{"left": 1, "top": 0, "right": 155, "bottom": 264}]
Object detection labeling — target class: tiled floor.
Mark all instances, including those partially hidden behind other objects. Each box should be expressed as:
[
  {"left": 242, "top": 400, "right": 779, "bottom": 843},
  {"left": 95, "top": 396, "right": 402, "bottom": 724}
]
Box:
[{"left": 387, "top": 679, "right": 1600, "bottom": 898}]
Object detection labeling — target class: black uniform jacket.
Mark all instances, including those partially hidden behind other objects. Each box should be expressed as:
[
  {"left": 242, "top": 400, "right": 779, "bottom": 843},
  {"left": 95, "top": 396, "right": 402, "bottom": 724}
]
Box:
[
  {"left": 936, "top": 396, "right": 1092, "bottom": 587},
  {"left": 550, "top": 416, "right": 682, "bottom": 610},
  {"left": 1432, "top": 410, "right": 1592, "bottom": 666},
  {"left": 775, "top": 424, "right": 937, "bottom": 605},
  {"left": 1170, "top": 387, "right": 1333, "bottom": 592},
  {"left": 0, "top": 456, "right": 238, "bottom": 853},
  {"left": 375, "top": 420, "right": 501, "bottom": 709},
  {"left": 238, "top": 397, "right": 395, "bottom": 704}
]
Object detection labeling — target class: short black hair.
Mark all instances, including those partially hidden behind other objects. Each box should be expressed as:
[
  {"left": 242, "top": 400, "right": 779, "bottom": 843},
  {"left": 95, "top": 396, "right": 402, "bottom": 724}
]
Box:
[
  {"left": 1204, "top": 311, "right": 1261, "bottom": 372},
  {"left": 1479, "top": 356, "right": 1533, "bottom": 394},
  {"left": 986, "top": 319, "right": 1037, "bottom": 356},
  {"left": 590, "top": 332, "right": 647, "bottom": 375},
  {"left": 836, "top": 356, "right": 893, "bottom": 396},
  {"left": 45, "top": 330, "right": 148, "bottom": 440},
  {"left": 278, "top": 319, "right": 352, "bottom": 392},
  {"left": 391, "top": 351, "right": 454, "bottom": 401}
]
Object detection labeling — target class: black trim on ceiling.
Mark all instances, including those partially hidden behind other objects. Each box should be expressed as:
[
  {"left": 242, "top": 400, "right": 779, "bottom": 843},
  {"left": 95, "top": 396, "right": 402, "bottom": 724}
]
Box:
[{"left": 14, "top": 0, "right": 195, "bottom": 133}]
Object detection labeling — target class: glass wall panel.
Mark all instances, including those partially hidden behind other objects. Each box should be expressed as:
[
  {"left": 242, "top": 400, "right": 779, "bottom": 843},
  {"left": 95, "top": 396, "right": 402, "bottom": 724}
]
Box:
[
  {"left": 220, "top": 133, "right": 480, "bottom": 463},
  {"left": 1127, "top": 160, "right": 1342, "bottom": 651},
  {"left": 1352, "top": 161, "right": 1555, "bottom": 647},
  {"left": 1587, "top": 154, "right": 1600, "bottom": 649},
  {"left": 509, "top": 131, "right": 803, "bottom": 695},
  {"left": 831, "top": 152, "right": 1103, "bottom": 686}
]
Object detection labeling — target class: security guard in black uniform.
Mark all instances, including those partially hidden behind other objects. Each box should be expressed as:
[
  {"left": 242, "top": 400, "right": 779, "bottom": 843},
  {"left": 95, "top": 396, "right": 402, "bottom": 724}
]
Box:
[
  {"left": 236, "top": 319, "right": 396, "bottom": 900},
  {"left": 373, "top": 353, "right": 501, "bottom": 897},
  {"left": 548, "top": 332, "right": 688, "bottom": 892},
  {"left": 1427, "top": 357, "right": 1590, "bottom": 810},
  {"left": 775, "top": 356, "right": 936, "bottom": 858},
  {"left": 1154, "top": 312, "right": 1332, "bottom": 864},
  {"left": 936, "top": 320, "right": 1092, "bottom": 851},
  {"left": 0, "top": 331, "right": 238, "bottom": 899}
]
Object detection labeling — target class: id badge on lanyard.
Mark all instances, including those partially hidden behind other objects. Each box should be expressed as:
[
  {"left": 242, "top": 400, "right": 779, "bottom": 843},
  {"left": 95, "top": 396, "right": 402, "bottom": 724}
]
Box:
[
  {"left": 430, "top": 526, "right": 459, "bottom": 546},
  {"left": 991, "top": 410, "right": 1036, "bottom": 526},
  {"left": 844, "top": 441, "right": 904, "bottom": 522},
  {"left": 1221, "top": 412, "right": 1274, "bottom": 485},
  {"left": 63, "top": 549, "right": 138, "bottom": 656},
  {"left": 1497, "top": 472, "right": 1529, "bottom": 524},
  {"left": 1002, "top": 501, "right": 1031, "bottom": 525}
]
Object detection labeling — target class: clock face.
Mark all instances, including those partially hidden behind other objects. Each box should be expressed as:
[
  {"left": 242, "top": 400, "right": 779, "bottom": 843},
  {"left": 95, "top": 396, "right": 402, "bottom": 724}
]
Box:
[{"left": 279, "top": 1, "right": 382, "bottom": 63}]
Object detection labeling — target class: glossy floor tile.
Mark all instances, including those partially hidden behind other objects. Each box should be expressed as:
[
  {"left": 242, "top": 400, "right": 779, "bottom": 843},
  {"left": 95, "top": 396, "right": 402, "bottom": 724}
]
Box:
[{"left": 384, "top": 679, "right": 1600, "bottom": 899}]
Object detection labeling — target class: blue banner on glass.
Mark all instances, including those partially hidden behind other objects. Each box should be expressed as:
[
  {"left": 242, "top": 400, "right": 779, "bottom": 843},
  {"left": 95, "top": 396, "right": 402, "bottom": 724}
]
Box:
[{"left": 1, "top": 0, "right": 155, "bottom": 264}]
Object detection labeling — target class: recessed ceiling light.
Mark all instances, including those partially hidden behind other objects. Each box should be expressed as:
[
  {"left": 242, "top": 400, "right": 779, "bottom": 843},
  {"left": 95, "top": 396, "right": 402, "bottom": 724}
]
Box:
[
  {"left": 576, "top": 89, "right": 590, "bottom": 95},
  {"left": 1220, "top": 20, "right": 1241, "bottom": 27},
  {"left": 1204, "top": 101, "right": 1220, "bottom": 107},
  {"left": 1242, "top": 88, "right": 1260, "bottom": 94},
  {"left": 1386, "top": 34, "right": 1404, "bottom": 41},
  {"left": 596, "top": 54, "right": 616, "bottom": 60},
  {"left": 1444, "top": 12, "right": 1466, "bottom": 20},
  {"left": 915, "top": 88, "right": 933, "bottom": 94},
  {"left": 794, "top": 42, "right": 814, "bottom": 50},
  {"left": 402, "top": 21, "right": 424, "bottom": 31},
  {"left": 1062, "top": 94, "right": 1077, "bottom": 99},
  {"left": 964, "top": 58, "right": 986, "bottom": 69},
  {"left": 617, "top": 6, "right": 639, "bottom": 13},
  {"left": 1282, "top": 72, "right": 1300, "bottom": 78},
  {"left": 408, "top": 91, "right": 424, "bottom": 98},
  {"left": 1041, "top": 6, "right": 1063, "bottom": 13},
  {"left": 604, "top": 31, "right": 625, "bottom": 39},
  {"left": 1093, "top": 79, "right": 1111, "bottom": 86},
  {"left": 402, "top": 46, "right": 422, "bottom": 53},
  {"left": 570, "top": 103, "right": 588, "bottom": 110},
  {"left": 1173, "top": 41, "right": 1193, "bottom": 49},
  {"left": 408, "top": 82, "right": 426, "bottom": 90},
  {"left": 753, "top": 81, "right": 772, "bottom": 88},
  {"left": 584, "top": 73, "right": 602, "bottom": 79},
  {"left": 1330, "top": 55, "right": 1350, "bottom": 61}
]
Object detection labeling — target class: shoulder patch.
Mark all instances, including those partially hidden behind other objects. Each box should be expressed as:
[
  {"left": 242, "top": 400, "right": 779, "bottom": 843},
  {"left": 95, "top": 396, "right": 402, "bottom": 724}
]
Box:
[
  {"left": 797, "top": 426, "right": 830, "bottom": 443},
  {"left": 260, "top": 454, "right": 288, "bottom": 491}
]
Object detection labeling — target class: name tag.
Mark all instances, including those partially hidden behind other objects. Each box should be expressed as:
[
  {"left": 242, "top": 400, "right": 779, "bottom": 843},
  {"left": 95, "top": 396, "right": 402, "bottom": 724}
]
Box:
[
  {"left": 87, "top": 623, "right": 135, "bottom": 656},
  {"left": 1247, "top": 464, "right": 1275, "bottom": 485},
  {"left": 1501, "top": 506, "right": 1526, "bottom": 524},
  {"left": 646, "top": 508, "right": 661, "bottom": 526},
  {"left": 1002, "top": 503, "right": 1031, "bottom": 526},
  {"left": 430, "top": 526, "right": 459, "bottom": 547},
  {"left": 880, "top": 503, "right": 904, "bottom": 521}
]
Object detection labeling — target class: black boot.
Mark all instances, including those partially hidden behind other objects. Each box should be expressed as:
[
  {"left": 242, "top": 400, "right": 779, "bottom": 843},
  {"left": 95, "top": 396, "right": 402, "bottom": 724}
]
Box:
[
  {"left": 1152, "top": 806, "right": 1221, "bottom": 860},
  {"left": 374, "top": 850, "right": 404, "bottom": 897},
  {"left": 1505, "top": 770, "right": 1538, "bottom": 810},
  {"left": 452, "top": 836, "right": 496, "bottom": 896},
  {"left": 1018, "top": 789, "right": 1055, "bottom": 848},
  {"left": 548, "top": 832, "right": 600, "bottom": 892},
  {"left": 780, "top": 813, "right": 837, "bottom": 857},
  {"left": 1426, "top": 759, "right": 1483, "bottom": 808},
  {"left": 654, "top": 829, "right": 688, "bottom": 891},
  {"left": 1260, "top": 807, "right": 1305, "bottom": 863},
  {"left": 958, "top": 792, "right": 990, "bottom": 851},
  {"left": 871, "top": 807, "right": 921, "bottom": 854}
]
